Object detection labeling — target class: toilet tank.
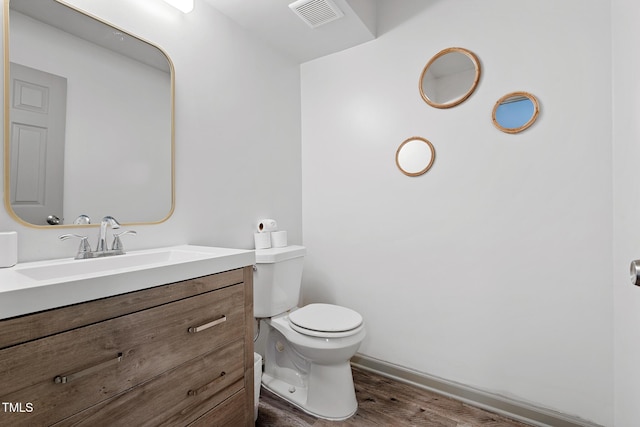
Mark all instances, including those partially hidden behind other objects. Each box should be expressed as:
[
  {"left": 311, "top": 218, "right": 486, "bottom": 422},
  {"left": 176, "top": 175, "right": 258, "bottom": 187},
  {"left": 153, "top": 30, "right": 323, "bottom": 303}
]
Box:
[{"left": 253, "top": 245, "right": 306, "bottom": 318}]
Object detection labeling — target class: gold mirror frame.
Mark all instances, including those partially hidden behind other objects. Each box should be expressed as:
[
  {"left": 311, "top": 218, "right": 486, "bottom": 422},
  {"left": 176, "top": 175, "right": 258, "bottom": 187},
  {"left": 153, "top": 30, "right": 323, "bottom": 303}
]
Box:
[
  {"left": 492, "top": 91, "right": 540, "bottom": 134},
  {"left": 419, "top": 47, "right": 481, "bottom": 109},
  {"left": 395, "top": 136, "right": 436, "bottom": 177},
  {"left": 3, "top": 0, "right": 176, "bottom": 228}
]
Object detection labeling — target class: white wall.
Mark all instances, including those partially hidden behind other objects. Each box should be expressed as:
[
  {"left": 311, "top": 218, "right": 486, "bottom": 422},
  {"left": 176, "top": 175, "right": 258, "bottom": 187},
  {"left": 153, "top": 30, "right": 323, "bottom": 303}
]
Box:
[
  {"left": 0, "top": 0, "right": 302, "bottom": 261},
  {"left": 301, "top": 0, "right": 613, "bottom": 425},
  {"left": 612, "top": 0, "right": 640, "bottom": 426}
]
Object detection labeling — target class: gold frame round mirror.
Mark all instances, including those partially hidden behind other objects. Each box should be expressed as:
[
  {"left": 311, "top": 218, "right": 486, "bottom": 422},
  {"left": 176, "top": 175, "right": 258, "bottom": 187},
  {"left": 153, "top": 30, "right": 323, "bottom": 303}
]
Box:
[
  {"left": 492, "top": 91, "right": 540, "bottom": 134},
  {"left": 419, "top": 47, "right": 481, "bottom": 109},
  {"left": 395, "top": 136, "right": 436, "bottom": 177}
]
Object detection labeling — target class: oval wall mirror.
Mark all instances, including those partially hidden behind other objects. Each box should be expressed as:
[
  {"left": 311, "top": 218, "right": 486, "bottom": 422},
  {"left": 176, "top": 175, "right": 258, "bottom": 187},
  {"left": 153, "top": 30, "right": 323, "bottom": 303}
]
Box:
[
  {"left": 419, "top": 47, "right": 481, "bottom": 109},
  {"left": 492, "top": 91, "right": 540, "bottom": 134},
  {"left": 4, "top": 0, "right": 175, "bottom": 227},
  {"left": 395, "top": 137, "right": 435, "bottom": 177}
]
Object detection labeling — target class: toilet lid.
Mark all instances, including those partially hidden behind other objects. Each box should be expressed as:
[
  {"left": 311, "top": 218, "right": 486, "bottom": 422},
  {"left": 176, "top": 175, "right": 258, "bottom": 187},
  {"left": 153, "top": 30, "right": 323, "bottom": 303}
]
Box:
[{"left": 288, "top": 303, "right": 363, "bottom": 333}]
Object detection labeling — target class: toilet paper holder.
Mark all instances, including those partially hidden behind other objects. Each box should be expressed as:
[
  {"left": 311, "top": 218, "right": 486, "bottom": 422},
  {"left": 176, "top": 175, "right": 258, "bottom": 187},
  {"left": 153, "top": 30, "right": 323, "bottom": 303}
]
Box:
[{"left": 630, "top": 260, "right": 640, "bottom": 286}]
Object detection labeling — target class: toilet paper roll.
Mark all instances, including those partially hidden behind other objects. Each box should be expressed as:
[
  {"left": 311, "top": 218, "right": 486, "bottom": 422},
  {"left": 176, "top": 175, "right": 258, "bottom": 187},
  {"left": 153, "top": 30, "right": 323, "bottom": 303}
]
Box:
[
  {"left": 254, "top": 232, "right": 271, "bottom": 249},
  {"left": 0, "top": 231, "right": 17, "bottom": 268},
  {"left": 271, "top": 230, "right": 288, "bottom": 248},
  {"left": 257, "top": 219, "right": 278, "bottom": 233}
]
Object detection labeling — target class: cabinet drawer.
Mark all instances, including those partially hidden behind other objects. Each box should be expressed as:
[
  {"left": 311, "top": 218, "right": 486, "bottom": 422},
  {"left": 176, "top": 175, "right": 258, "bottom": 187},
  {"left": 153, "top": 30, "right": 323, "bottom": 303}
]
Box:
[
  {"left": 53, "top": 339, "right": 245, "bottom": 426},
  {"left": 0, "top": 268, "right": 244, "bottom": 349},
  {"left": 188, "top": 389, "right": 248, "bottom": 427},
  {"left": 0, "top": 284, "right": 245, "bottom": 426}
]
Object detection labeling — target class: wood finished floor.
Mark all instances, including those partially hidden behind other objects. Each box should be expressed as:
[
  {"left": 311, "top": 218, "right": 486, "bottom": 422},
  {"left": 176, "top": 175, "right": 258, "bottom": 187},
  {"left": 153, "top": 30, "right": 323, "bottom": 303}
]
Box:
[{"left": 256, "top": 367, "right": 533, "bottom": 427}]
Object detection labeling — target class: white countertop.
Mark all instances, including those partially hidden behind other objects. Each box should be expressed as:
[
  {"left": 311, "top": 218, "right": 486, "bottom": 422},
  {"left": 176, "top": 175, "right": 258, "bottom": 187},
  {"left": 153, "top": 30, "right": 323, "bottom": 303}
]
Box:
[{"left": 0, "top": 245, "right": 255, "bottom": 320}]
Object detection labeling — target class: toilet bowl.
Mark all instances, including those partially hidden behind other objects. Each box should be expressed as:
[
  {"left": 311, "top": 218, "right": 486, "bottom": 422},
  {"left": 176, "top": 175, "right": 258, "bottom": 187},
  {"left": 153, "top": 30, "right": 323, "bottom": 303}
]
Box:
[
  {"left": 253, "top": 246, "right": 365, "bottom": 420},
  {"left": 261, "top": 304, "right": 366, "bottom": 420},
  {"left": 274, "top": 304, "right": 365, "bottom": 363}
]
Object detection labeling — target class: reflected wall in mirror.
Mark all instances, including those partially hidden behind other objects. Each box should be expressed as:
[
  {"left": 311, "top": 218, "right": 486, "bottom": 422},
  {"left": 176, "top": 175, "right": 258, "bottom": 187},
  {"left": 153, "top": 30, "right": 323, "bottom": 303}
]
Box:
[
  {"left": 492, "top": 91, "right": 540, "bottom": 134},
  {"left": 419, "top": 47, "right": 481, "bottom": 109},
  {"left": 395, "top": 136, "right": 435, "bottom": 177},
  {"left": 4, "top": 0, "right": 175, "bottom": 227}
]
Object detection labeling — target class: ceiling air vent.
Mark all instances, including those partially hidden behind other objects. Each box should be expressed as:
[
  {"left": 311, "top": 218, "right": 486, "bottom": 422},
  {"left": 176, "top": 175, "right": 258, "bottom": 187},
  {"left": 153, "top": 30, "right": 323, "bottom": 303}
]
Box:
[{"left": 289, "top": 0, "right": 344, "bottom": 29}]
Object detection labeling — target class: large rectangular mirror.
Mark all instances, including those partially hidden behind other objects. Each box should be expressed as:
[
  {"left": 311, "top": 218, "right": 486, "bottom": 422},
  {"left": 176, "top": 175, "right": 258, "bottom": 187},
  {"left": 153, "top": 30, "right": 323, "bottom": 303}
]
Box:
[{"left": 3, "top": 0, "right": 174, "bottom": 227}]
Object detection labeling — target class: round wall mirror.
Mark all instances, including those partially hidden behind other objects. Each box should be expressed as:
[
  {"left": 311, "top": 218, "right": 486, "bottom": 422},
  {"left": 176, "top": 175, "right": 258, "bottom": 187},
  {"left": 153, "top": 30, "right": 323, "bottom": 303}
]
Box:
[
  {"left": 395, "top": 137, "right": 435, "bottom": 177},
  {"left": 492, "top": 91, "right": 540, "bottom": 134},
  {"left": 419, "top": 47, "right": 481, "bottom": 109}
]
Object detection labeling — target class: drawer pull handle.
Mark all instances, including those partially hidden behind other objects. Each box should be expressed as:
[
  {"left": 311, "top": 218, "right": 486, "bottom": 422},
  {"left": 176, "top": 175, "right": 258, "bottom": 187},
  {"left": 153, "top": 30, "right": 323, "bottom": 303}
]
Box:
[
  {"left": 54, "top": 352, "right": 123, "bottom": 384},
  {"left": 188, "top": 315, "right": 227, "bottom": 333},
  {"left": 187, "top": 371, "right": 226, "bottom": 396}
]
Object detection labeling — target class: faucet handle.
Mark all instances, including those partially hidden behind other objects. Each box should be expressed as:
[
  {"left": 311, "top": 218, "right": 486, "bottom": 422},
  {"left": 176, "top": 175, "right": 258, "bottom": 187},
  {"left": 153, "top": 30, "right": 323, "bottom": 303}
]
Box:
[
  {"left": 59, "top": 234, "right": 91, "bottom": 255},
  {"left": 112, "top": 230, "right": 137, "bottom": 252}
]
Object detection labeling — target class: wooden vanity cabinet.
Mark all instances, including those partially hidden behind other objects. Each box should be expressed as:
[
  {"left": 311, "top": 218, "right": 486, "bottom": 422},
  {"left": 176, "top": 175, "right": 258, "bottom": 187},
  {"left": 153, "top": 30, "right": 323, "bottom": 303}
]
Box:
[{"left": 0, "top": 266, "right": 254, "bottom": 427}]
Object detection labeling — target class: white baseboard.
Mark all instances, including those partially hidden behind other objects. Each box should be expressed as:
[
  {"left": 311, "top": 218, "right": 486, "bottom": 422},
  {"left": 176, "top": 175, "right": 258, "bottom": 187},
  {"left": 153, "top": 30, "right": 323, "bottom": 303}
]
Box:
[{"left": 350, "top": 354, "right": 603, "bottom": 427}]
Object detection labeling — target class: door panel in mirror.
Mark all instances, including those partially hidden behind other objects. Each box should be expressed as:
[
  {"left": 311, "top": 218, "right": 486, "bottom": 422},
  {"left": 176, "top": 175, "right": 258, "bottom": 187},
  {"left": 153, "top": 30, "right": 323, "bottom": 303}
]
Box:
[
  {"left": 9, "top": 63, "right": 67, "bottom": 225},
  {"left": 492, "top": 92, "right": 540, "bottom": 134},
  {"left": 419, "top": 47, "right": 481, "bottom": 109},
  {"left": 4, "top": 0, "right": 175, "bottom": 227}
]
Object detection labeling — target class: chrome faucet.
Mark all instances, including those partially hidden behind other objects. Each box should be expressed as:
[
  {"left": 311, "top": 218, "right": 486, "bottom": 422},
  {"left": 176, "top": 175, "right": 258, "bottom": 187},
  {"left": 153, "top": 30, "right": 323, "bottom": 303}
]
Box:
[
  {"left": 59, "top": 215, "right": 136, "bottom": 259},
  {"left": 97, "top": 216, "right": 120, "bottom": 252}
]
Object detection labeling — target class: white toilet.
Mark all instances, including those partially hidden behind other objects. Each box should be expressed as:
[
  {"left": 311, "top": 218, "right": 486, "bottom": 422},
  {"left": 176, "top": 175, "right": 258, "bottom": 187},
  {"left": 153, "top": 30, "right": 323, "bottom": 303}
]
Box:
[{"left": 254, "top": 245, "right": 366, "bottom": 420}]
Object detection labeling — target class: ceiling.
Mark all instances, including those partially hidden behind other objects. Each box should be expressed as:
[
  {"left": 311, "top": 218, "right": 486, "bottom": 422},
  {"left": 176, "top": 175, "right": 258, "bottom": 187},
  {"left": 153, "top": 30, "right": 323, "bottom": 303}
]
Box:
[
  {"left": 201, "top": 0, "right": 378, "bottom": 63},
  {"left": 12, "top": 0, "right": 171, "bottom": 72}
]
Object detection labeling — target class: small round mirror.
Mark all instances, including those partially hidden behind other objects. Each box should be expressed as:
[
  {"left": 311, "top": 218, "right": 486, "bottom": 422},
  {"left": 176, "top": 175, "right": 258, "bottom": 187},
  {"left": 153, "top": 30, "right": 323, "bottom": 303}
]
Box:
[
  {"left": 492, "top": 92, "right": 540, "bottom": 134},
  {"left": 396, "top": 137, "right": 435, "bottom": 177},
  {"left": 419, "top": 47, "right": 481, "bottom": 109}
]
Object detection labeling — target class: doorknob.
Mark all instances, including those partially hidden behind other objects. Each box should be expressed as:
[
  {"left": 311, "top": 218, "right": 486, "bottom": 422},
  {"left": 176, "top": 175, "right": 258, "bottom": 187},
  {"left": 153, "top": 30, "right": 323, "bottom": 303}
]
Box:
[
  {"left": 630, "top": 260, "right": 640, "bottom": 286},
  {"left": 47, "top": 215, "right": 61, "bottom": 225}
]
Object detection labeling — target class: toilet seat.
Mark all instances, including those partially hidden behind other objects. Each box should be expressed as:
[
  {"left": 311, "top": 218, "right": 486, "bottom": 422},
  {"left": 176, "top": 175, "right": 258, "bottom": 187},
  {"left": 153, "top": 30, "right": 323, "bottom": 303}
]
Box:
[{"left": 288, "top": 304, "right": 363, "bottom": 338}]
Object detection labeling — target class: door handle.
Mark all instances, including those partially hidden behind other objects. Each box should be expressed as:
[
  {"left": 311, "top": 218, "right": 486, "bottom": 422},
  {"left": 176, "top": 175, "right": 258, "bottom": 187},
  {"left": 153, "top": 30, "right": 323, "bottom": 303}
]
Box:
[{"left": 630, "top": 260, "right": 640, "bottom": 286}]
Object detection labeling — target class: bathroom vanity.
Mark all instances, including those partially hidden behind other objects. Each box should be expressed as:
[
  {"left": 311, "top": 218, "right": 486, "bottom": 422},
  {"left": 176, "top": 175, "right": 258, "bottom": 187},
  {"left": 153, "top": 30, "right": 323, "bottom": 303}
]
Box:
[{"left": 0, "top": 247, "right": 255, "bottom": 426}]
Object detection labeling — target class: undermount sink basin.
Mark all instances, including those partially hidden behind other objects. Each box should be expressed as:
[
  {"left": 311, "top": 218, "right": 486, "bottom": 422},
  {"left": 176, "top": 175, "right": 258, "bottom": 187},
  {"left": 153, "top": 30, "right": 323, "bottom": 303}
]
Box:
[{"left": 0, "top": 245, "right": 255, "bottom": 320}]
